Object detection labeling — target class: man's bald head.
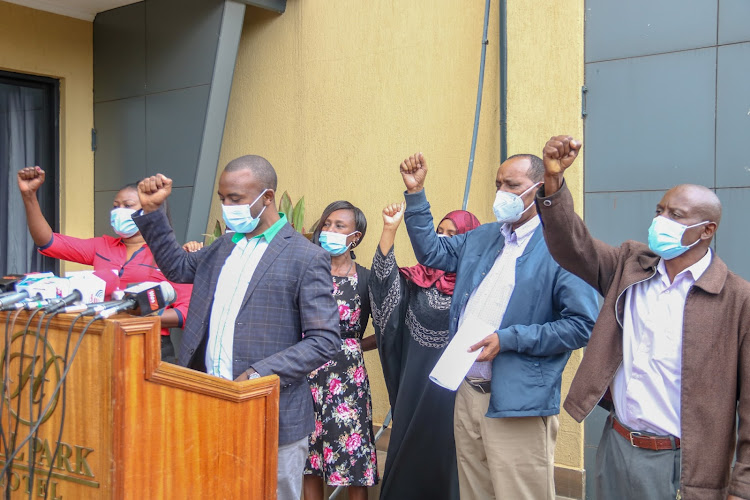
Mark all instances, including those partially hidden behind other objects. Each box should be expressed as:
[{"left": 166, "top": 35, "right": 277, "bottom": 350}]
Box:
[
  {"left": 224, "top": 155, "right": 278, "bottom": 191},
  {"left": 666, "top": 184, "right": 722, "bottom": 227}
]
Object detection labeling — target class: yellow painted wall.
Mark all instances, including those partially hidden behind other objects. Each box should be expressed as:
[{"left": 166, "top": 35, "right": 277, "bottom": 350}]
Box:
[
  {"left": 506, "top": 0, "right": 586, "bottom": 470},
  {"left": 0, "top": 1, "right": 93, "bottom": 273},
  {"left": 216, "top": 0, "right": 586, "bottom": 471}
]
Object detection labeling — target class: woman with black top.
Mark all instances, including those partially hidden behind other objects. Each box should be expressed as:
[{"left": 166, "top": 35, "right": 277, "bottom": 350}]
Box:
[{"left": 303, "top": 201, "right": 378, "bottom": 500}]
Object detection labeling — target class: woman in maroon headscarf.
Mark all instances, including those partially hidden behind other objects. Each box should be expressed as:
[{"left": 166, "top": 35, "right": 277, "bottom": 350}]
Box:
[{"left": 369, "top": 202, "right": 480, "bottom": 500}]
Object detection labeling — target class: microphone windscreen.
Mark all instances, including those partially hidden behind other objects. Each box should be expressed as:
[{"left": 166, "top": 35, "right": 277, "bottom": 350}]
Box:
[{"left": 157, "top": 281, "right": 176, "bottom": 306}]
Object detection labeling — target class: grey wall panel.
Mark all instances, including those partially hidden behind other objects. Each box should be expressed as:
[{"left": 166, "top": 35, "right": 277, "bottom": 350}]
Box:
[
  {"left": 714, "top": 188, "right": 750, "bottom": 281},
  {"left": 584, "top": 48, "right": 716, "bottom": 193},
  {"left": 719, "top": 0, "right": 750, "bottom": 44},
  {"left": 94, "top": 190, "right": 118, "bottom": 238},
  {"left": 94, "top": 2, "right": 146, "bottom": 103},
  {"left": 585, "top": 0, "right": 717, "bottom": 63},
  {"left": 145, "top": 85, "right": 210, "bottom": 185},
  {"left": 145, "top": 0, "right": 224, "bottom": 94},
  {"left": 165, "top": 186, "right": 194, "bottom": 244},
  {"left": 186, "top": 0, "right": 245, "bottom": 242},
  {"left": 716, "top": 42, "right": 750, "bottom": 188},
  {"left": 584, "top": 191, "right": 664, "bottom": 247},
  {"left": 94, "top": 96, "right": 146, "bottom": 191}
]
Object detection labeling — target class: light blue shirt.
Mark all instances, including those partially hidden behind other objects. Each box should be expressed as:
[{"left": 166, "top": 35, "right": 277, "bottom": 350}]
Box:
[{"left": 205, "top": 215, "right": 287, "bottom": 379}]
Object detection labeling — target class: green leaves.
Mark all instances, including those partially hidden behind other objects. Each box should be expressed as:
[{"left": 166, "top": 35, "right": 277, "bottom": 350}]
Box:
[
  {"left": 279, "top": 191, "right": 293, "bottom": 222},
  {"left": 279, "top": 191, "right": 305, "bottom": 233},
  {"left": 292, "top": 196, "right": 305, "bottom": 233}
]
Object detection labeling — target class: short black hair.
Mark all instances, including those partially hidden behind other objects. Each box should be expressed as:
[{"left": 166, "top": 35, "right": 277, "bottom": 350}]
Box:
[
  {"left": 312, "top": 201, "right": 367, "bottom": 260},
  {"left": 507, "top": 153, "right": 544, "bottom": 182},
  {"left": 224, "top": 155, "right": 278, "bottom": 191}
]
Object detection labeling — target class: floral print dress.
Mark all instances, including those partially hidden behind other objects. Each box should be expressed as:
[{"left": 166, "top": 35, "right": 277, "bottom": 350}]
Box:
[{"left": 304, "top": 272, "right": 378, "bottom": 487}]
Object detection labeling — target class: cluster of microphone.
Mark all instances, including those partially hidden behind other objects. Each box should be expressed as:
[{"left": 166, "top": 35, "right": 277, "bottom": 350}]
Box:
[{"left": 0, "top": 275, "right": 176, "bottom": 319}]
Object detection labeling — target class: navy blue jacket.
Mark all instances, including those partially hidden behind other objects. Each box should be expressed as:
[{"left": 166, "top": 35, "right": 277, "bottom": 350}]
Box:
[{"left": 404, "top": 189, "right": 599, "bottom": 417}]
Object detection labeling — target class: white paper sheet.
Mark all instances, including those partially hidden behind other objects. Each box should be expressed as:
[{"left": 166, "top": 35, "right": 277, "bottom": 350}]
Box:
[{"left": 429, "top": 317, "right": 495, "bottom": 391}]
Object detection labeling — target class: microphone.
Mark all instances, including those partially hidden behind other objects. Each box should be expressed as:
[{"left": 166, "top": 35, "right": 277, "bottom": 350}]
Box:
[
  {"left": 95, "top": 282, "right": 176, "bottom": 320},
  {"left": 0, "top": 290, "right": 31, "bottom": 310},
  {"left": 44, "top": 289, "right": 83, "bottom": 313},
  {"left": 63, "top": 300, "right": 122, "bottom": 315},
  {"left": 24, "top": 297, "right": 65, "bottom": 310}
]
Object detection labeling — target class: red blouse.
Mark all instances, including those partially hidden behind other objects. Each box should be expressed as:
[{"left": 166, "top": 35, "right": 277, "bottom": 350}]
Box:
[{"left": 39, "top": 233, "right": 192, "bottom": 336}]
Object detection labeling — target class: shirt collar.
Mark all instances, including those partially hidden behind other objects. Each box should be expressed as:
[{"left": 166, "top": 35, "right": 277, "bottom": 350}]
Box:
[
  {"left": 656, "top": 247, "right": 713, "bottom": 284},
  {"left": 501, "top": 215, "right": 540, "bottom": 243},
  {"left": 231, "top": 213, "right": 287, "bottom": 244}
]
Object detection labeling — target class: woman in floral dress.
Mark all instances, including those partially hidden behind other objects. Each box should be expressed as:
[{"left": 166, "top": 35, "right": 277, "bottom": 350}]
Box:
[{"left": 303, "top": 201, "right": 378, "bottom": 500}]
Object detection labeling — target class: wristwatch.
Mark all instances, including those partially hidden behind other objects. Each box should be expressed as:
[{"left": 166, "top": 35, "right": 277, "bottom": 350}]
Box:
[{"left": 247, "top": 370, "right": 261, "bottom": 380}]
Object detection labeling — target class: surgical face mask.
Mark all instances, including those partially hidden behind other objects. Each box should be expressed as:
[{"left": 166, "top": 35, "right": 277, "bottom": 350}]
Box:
[
  {"left": 319, "top": 231, "right": 358, "bottom": 256},
  {"left": 221, "top": 189, "right": 268, "bottom": 234},
  {"left": 647, "top": 216, "right": 709, "bottom": 260},
  {"left": 111, "top": 208, "right": 138, "bottom": 238},
  {"left": 437, "top": 233, "right": 450, "bottom": 238},
  {"left": 493, "top": 182, "right": 542, "bottom": 223}
]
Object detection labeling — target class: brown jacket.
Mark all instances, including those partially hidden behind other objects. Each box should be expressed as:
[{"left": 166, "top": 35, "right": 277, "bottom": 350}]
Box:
[{"left": 537, "top": 182, "right": 750, "bottom": 500}]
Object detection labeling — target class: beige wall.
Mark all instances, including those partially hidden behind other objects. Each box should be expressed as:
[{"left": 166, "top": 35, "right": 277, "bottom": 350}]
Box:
[
  {"left": 0, "top": 1, "right": 94, "bottom": 272},
  {"left": 216, "top": 0, "right": 586, "bottom": 471}
]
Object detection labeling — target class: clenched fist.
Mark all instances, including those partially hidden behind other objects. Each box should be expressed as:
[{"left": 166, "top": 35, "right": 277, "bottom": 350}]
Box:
[
  {"left": 138, "top": 174, "right": 173, "bottom": 213},
  {"left": 382, "top": 202, "right": 405, "bottom": 231},
  {"left": 400, "top": 153, "right": 428, "bottom": 194},
  {"left": 17, "top": 166, "right": 45, "bottom": 198},
  {"left": 542, "top": 136, "right": 582, "bottom": 195}
]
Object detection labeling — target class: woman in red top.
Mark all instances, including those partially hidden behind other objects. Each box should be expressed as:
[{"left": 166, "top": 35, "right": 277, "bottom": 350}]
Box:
[{"left": 17, "top": 166, "right": 192, "bottom": 363}]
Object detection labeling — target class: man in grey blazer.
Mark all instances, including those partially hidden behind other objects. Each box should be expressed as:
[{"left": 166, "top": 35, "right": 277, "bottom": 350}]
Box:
[{"left": 134, "top": 156, "right": 340, "bottom": 500}]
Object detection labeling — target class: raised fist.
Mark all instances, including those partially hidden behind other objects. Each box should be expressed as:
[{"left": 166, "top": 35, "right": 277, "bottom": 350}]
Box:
[
  {"left": 399, "top": 153, "right": 428, "bottom": 194},
  {"left": 138, "top": 174, "right": 173, "bottom": 213},
  {"left": 382, "top": 202, "right": 405, "bottom": 230},
  {"left": 543, "top": 136, "right": 582, "bottom": 176},
  {"left": 17, "top": 166, "right": 45, "bottom": 197}
]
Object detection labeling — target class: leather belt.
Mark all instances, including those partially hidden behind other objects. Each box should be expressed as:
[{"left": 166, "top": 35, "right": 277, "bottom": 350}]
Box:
[
  {"left": 612, "top": 417, "right": 680, "bottom": 450},
  {"left": 464, "top": 377, "right": 491, "bottom": 394}
]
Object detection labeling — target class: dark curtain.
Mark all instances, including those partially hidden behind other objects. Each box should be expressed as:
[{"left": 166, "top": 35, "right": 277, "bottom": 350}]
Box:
[{"left": 0, "top": 72, "right": 58, "bottom": 276}]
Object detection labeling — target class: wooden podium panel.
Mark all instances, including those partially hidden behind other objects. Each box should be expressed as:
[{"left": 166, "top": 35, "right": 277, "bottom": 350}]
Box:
[{"left": 1, "top": 311, "right": 279, "bottom": 499}]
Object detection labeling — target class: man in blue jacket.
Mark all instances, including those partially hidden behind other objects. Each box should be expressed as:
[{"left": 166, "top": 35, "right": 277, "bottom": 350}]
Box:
[{"left": 400, "top": 152, "right": 598, "bottom": 500}]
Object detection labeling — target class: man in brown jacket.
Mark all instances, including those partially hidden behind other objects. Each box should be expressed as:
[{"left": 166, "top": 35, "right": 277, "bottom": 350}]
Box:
[{"left": 536, "top": 135, "right": 750, "bottom": 500}]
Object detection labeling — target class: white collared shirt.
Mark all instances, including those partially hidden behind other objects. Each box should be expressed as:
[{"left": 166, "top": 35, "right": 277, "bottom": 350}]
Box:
[
  {"left": 205, "top": 236, "right": 269, "bottom": 380},
  {"left": 612, "top": 248, "right": 713, "bottom": 437},
  {"left": 463, "top": 215, "right": 541, "bottom": 380}
]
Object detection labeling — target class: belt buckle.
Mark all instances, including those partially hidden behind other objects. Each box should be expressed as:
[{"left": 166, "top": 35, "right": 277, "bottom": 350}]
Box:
[{"left": 629, "top": 431, "right": 643, "bottom": 447}]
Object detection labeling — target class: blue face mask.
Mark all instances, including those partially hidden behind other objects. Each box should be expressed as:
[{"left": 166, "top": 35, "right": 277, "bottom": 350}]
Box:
[
  {"left": 647, "top": 216, "right": 709, "bottom": 260},
  {"left": 111, "top": 208, "right": 138, "bottom": 238},
  {"left": 319, "top": 231, "right": 358, "bottom": 256},
  {"left": 222, "top": 189, "right": 268, "bottom": 234}
]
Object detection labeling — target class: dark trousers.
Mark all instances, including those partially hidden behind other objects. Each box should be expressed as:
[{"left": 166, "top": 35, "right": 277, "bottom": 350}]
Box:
[
  {"left": 595, "top": 414, "right": 681, "bottom": 500},
  {"left": 161, "top": 334, "right": 176, "bottom": 364}
]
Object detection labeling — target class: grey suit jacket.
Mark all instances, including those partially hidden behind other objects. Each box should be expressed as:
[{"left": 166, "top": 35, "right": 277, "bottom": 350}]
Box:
[{"left": 135, "top": 210, "right": 341, "bottom": 445}]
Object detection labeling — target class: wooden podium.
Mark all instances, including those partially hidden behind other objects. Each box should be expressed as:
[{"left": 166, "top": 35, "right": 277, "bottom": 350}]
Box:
[{"left": 0, "top": 311, "right": 279, "bottom": 499}]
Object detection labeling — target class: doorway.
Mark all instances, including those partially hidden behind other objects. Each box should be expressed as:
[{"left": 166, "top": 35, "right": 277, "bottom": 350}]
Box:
[{"left": 0, "top": 70, "right": 59, "bottom": 277}]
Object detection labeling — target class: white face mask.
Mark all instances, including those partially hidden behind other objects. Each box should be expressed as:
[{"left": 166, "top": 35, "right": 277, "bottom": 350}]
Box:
[{"left": 492, "top": 182, "right": 542, "bottom": 223}]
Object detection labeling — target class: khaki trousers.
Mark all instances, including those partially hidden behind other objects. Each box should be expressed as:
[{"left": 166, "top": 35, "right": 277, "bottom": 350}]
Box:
[{"left": 453, "top": 380, "right": 558, "bottom": 500}]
